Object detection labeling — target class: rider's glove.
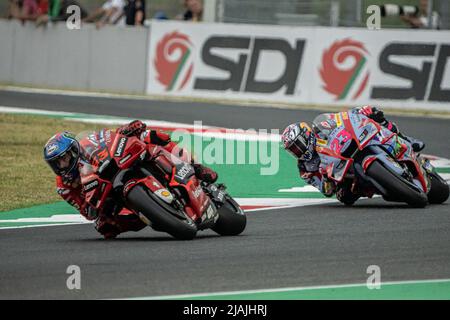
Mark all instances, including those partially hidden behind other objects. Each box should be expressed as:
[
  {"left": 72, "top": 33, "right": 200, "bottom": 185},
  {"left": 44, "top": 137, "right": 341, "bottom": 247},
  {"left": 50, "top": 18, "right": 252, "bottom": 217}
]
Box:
[
  {"left": 118, "top": 120, "right": 147, "bottom": 137},
  {"left": 360, "top": 105, "right": 386, "bottom": 124}
]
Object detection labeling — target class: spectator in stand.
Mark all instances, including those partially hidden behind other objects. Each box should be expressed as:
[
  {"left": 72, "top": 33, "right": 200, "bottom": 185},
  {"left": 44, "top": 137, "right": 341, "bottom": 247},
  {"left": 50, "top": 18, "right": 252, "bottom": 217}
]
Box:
[
  {"left": 183, "top": 0, "right": 203, "bottom": 22},
  {"left": 36, "top": 0, "right": 87, "bottom": 26},
  {"left": 7, "top": 0, "right": 22, "bottom": 19},
  {"left": 153, "top": 10, "right": 168, "bottom": 20},
  {"left": 83, "top": 0, "right": 126, "bottom": 29},
  {"left": 401, "top": 0, "right": 440, "bottom": 29},
  {"left": 19, "top": 0, "right": 49, "bottom": 23},
  {"left": 114, "top": 0, "right": 146, "bottom": 26},
  {"left": 7, "top": 0, "right": 48, "bottom": 24}
]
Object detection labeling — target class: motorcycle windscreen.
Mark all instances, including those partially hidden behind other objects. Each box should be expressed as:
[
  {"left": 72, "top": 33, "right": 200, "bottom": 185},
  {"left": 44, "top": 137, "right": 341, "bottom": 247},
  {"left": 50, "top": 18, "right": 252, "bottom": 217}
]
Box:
[
  {"left": 77, "top": 130, "right": 113, "bottom": 168},
  {"left": 312, "top": 113, "right": 338, "bottom": 140}
]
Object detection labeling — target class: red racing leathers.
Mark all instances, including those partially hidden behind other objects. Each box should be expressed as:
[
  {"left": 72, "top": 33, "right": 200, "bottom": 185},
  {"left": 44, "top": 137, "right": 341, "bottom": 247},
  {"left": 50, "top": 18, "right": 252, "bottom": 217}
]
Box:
[{"left": 55, "top": 126, "right": 183, "bottom": 239}]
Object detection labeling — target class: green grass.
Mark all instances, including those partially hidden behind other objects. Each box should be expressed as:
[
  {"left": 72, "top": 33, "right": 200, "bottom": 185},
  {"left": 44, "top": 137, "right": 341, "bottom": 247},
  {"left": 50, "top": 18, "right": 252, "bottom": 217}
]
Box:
[{"left": 0, "top": 113, "right": 103, "bottom": 212}]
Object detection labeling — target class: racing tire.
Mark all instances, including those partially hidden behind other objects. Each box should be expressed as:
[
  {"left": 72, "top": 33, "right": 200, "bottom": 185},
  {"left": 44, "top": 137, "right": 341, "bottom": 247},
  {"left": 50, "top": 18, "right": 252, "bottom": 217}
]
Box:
[
  {"left": 126, "top": 185, "right": 197, "bottom": 240},
  {"left": 336, "top": 181, "right": 359, "bottom": 206},
  {"left": 366, "top": 160, "right": 428, "bottom": 208},
  {"left": 427, "top": 172, "right": 450, "bottom": 204},
  {"left": 211, "top": 197, "right": 246, "bottom": 236}
]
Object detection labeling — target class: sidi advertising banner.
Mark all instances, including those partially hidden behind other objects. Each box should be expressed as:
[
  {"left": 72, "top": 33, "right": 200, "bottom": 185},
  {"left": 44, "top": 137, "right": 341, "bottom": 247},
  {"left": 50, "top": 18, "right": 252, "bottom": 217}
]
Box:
[
  {"left": 310, "top": 27, "right": 450, "bottom": 110},
  {"left": 146, "top": 21, "right": 313, "bottom": 102},
  {"left": 146, "top": 21, "right": 450, "bottom": 111}
]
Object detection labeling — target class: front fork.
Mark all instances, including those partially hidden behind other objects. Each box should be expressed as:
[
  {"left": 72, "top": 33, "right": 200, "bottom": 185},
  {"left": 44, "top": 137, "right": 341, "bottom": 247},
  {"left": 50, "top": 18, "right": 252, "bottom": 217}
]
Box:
[{"left": 202, "top": 183, "right": 228, "bottom": 208}]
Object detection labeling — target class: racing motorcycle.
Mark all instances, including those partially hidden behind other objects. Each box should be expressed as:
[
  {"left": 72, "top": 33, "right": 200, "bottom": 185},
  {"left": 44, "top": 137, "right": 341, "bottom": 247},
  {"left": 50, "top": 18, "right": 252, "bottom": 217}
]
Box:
[
  {"left": 78, "top": 129, "right": 246, "bottom": 240},
  {"left": 311, "top": 109, "right": 449, "bottom": 207}
]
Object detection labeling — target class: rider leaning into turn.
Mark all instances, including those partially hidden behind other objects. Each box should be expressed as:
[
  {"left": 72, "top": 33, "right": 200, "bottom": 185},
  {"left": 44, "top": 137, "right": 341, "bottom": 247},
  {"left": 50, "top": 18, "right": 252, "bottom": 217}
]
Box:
[
  {"left": 43, "top": 120, "right": 218, "bottom": 239},
  {"left": 281, "top": 106, "right": 425, "bottom": 204}
]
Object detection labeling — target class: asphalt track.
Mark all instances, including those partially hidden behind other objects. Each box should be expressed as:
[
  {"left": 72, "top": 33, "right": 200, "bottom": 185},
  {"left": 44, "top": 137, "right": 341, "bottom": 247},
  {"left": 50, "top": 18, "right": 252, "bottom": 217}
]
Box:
[{"left": 0, "top": 90, "right": 449, "bottom": 299}]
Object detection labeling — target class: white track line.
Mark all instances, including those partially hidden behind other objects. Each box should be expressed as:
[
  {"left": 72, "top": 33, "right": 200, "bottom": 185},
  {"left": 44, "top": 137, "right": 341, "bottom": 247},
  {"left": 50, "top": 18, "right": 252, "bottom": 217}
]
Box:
[
  {"left": 0, "top": 198, "right": 336, "bottom": 230},
  {"left": 119, "top": 278, "right": 450, "bottom": 300}
]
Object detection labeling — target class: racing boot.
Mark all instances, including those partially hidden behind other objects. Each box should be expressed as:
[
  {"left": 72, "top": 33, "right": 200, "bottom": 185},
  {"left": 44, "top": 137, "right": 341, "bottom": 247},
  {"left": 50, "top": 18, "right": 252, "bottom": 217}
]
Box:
[
  {"left": 96, "top": 211, "right": 147, "bottom": 239},
  {"left": 336, "top": 182, "right": 359, "bottom": 206},
  {"left": 96, "top": 217, "right": 121, "bottom": 240},
  {"left": 192, "top": 162, "right": 218, "bottom": 184}
]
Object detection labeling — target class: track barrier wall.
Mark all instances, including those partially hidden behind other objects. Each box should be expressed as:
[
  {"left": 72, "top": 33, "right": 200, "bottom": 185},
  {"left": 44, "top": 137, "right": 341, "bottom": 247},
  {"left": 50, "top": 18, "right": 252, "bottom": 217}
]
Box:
[
  {"left": 1, "top": 19, "right": 450, "bottom": 111},
  {"left": 0, "top": 20, "right": 148, "bottom": 94}
]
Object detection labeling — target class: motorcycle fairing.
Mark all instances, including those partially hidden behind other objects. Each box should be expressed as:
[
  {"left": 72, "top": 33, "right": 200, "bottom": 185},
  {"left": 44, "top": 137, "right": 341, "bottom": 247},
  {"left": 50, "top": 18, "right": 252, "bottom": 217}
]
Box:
[{"left": 151, "top": 147, "right": 215, "bottom": 223}]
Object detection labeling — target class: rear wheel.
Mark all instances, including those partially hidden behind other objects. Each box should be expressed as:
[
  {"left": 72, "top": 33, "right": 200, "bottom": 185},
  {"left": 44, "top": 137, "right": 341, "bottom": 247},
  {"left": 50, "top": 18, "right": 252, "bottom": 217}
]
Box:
[
  {"left": 427, "top": 172, "right": 449, "bottom": 204},
  {"left": 126, "top": 185, "right": 197, "bottom": 240},
  {"left": 366, "top": 160, "right": 428, "bottom": 208},
  {"left": 211, "top": 197, "right": 246, "bottom": 236}
]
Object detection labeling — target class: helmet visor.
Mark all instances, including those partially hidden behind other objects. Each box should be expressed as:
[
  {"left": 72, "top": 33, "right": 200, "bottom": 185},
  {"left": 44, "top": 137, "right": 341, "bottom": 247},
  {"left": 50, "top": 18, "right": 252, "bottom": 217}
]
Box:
[
  {"left": 47, "top": 146, "right": 79, "bottom": 176},
  {"left": 286, "top": 138, "right": 308, "bottom": 159}
]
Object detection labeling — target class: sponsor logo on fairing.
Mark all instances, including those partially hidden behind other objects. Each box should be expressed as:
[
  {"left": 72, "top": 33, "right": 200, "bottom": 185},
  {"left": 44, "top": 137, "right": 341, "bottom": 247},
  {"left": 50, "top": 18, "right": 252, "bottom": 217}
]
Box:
[
  {"left": 123, "top": 180, "right": 137, "bottom": 195},
  {"left": 119, "top": 154, "right": 132, "bottom": 164},
  {"left": 154, "top": 189, "right": 174, "bottom": 203},
  {"left": 202, "top": 204, "right": 217, "bottom": 222},
  {"left": 216, "top": 190, "right": 225, "bottom": 202},
  {"left": 152, "top": 181, "right": 161, "bottom": 188},
  {"left": 192, "top": 185, "right": 203, "bottom": 198},
  {"left": 98, "top": 159, "right": 110, "bottom": 173},
  {"left": 175, "top": 163, "right": 193, "bottom": 180},
  {"left": 83, "top": 180, "right": 99, "bottom": 192},
  {"left": 114, "top": 137, "right": 127, "bottom": 157},
  {"left": 57, "top": 187, "right": 70, "bottom": 196},
  {"left": 359, "top": 129, "right": 368, "bottom": 142}
]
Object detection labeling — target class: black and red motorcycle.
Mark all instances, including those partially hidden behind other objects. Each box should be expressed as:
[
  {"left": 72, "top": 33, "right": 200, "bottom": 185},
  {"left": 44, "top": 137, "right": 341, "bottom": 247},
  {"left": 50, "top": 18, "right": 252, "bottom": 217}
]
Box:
[{"left": 78, "top": 129, "right": 246, "bottom": 240}]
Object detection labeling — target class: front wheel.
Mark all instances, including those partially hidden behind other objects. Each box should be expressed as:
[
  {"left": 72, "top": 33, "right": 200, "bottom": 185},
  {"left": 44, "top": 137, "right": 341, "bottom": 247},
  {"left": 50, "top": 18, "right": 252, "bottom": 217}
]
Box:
[
  {"left": 126, "top": 185, "right": 197, "bottom": 240},
  {"left": 211, "top": 197, "right": 246, "bottom": 236},
  {"left": 427, "top": 172, "right": 449, "bottom": 204},
  {"left": 366, "top": 160, "right": 428, "bottom": 208}
]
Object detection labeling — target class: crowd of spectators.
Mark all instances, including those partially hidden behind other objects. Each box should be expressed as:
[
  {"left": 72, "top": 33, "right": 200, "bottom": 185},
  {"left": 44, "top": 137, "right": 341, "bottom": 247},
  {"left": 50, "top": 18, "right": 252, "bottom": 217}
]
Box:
[
  {"left": 400, "top": 0, "right": 440, "bottom": 29},
  {"left": 6, "top": 0, "right": 204, "bottom": 28}
]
